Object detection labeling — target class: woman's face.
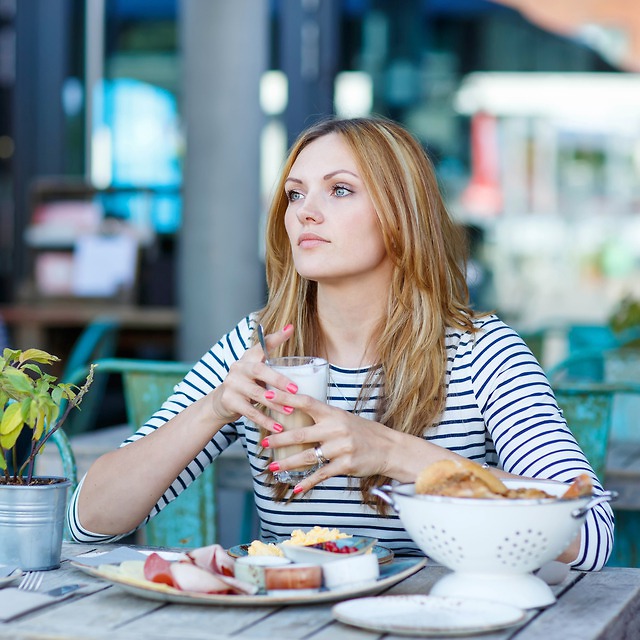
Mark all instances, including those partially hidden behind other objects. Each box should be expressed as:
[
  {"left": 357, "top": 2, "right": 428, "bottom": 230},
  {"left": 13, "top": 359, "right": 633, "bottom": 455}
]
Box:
[{"left": 284, "top": 132, "right": 392, "bottom": 288}]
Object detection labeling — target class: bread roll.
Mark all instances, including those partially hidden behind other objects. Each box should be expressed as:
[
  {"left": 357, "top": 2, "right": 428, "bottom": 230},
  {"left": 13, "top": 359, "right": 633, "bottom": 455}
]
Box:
[{"left": 415, "top": 459, "right": 508, "bottom": 498}]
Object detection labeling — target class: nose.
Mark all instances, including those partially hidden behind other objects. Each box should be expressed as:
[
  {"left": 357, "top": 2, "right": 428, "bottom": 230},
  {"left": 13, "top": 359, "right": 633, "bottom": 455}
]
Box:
[{"left": 296, "top": 191, "right": 324, "bottom": 224}]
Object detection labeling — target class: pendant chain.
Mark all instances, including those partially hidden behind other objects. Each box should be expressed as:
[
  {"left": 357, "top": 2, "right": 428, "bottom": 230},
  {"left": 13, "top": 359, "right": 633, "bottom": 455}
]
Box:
[{"left": 328, "top": 371, "right": 361, "bottom": 415}]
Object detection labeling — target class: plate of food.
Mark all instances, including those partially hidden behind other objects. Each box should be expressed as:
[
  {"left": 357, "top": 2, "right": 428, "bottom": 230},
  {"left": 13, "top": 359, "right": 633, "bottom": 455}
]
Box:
[
  {"left": 229, "top": 527, "right": 394, "bottom": 565},
  {"left": 70, "top": 544, "right": 425, "bottom": 607}
]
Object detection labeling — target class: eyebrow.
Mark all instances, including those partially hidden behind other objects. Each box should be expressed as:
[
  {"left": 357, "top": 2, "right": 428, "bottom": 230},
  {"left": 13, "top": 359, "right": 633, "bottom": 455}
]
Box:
[{"left": 285, "top": 169, "right": 359, "bottom": 184}]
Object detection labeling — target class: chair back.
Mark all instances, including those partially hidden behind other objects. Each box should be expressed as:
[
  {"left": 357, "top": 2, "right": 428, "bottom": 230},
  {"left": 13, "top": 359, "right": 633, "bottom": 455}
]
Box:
[
  {"left": 66, "top": 358, "right": 218, "bottom": 548},
  {"left": 62, "top": 317, "right": 120, "bottom": 436},
  {"left": 50, "top": 428, "right": 77, "bottom": 489},
  {"left": 551, "top": 382, "right": 620, "bottom": 480}
]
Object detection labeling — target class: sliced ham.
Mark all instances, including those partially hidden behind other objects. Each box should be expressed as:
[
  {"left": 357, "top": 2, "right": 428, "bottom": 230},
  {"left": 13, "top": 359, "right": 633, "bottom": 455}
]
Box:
[
  {"left": 143, "top": 552, "right": 176, "bottom": 587},
  {"left": 170, "top": 562, "right": 257, "bottom": 595},
  {"left": 187, "top": 543, "right": 235, "bottom": 577}
]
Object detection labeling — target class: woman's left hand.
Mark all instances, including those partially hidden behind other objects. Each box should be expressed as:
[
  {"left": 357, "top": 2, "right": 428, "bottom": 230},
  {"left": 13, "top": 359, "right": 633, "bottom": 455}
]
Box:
[{"left": 260, "top": 391, "right": 422, "bottom": 493}]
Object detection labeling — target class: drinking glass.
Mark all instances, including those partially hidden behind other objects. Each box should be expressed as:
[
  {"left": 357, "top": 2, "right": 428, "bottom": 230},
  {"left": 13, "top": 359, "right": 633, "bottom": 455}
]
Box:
[{"left": 266, "top": 356, "right": 328, "bottom": 484}]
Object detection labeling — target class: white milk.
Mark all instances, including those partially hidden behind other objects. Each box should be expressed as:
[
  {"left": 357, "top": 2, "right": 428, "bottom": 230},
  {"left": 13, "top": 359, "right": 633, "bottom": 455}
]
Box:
[{"left": 267, "top": 357, "right": 328, "bottom": 482}]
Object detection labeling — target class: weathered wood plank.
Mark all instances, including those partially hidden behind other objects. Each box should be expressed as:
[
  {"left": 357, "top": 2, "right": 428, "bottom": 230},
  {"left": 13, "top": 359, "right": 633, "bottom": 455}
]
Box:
[{"left": 513, "top": 569, "right": 640, "bottom": 639}]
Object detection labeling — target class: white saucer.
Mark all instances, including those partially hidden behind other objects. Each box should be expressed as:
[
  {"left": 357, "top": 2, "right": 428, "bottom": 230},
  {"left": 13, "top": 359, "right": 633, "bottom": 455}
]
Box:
[{"left": 332, "top": 595, "right": 526, "bottom": 637}]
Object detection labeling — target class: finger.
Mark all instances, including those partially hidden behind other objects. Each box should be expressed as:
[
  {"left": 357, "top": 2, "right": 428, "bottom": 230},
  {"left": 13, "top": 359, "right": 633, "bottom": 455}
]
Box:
[
  {"left": 292, "top": 462, "right": 337, "bottom": 495},
  {"left": 265, "top": 323, "right": 294, "bottom": 353},
  {"left": 268, "top": 445, "right": 321, "bottom": 474}
]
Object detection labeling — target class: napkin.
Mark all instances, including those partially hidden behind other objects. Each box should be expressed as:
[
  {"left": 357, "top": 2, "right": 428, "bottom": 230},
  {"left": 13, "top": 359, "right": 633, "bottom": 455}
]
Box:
[
  {"left": 0, "top": 588, "right": 56, "bottom": 621},
  {"left": 71, "top": 546, "right": 149, "bottom": 567},
  {"left": 0, "top": 565, "right": 18, "bottom": 579}
]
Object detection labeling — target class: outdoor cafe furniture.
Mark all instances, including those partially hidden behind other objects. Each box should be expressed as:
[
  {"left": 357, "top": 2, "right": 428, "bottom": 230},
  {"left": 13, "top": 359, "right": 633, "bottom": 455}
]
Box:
[{"left": 0, "top": 541, "right": 639, "bottom": 639}]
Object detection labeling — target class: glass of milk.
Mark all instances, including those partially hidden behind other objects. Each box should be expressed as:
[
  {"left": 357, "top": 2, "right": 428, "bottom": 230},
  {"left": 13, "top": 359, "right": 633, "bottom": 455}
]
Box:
[{"left": 266, "top": 356, "right": 328, "bottom": 484}]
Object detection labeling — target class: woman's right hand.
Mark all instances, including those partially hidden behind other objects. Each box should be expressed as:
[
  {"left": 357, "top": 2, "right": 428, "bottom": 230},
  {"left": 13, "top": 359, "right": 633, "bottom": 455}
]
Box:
[{"left": 208, "top": 323, "right": 294, "bottom": 432}]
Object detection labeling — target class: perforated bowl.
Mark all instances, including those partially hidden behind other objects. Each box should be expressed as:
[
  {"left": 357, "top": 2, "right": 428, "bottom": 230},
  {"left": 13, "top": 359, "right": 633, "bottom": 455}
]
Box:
[{"left": 373, "top": 479, "right": 616, "bottom": 609}]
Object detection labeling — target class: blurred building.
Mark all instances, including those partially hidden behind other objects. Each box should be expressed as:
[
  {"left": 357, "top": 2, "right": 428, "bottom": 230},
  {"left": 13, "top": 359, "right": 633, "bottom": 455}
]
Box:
[{"left": 1, "top": 0, "right": 638, "bottom": 363}]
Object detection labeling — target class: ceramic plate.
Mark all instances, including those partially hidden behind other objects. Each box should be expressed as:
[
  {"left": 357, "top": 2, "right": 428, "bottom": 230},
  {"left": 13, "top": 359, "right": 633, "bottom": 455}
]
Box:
[
  {"left": 228, "top": 539, "right": 394, "bottom": 565},
  {"left": 332, "top": 595, "right": 526, "bottom": 637},
  {"left": 70, "top": 557, "right": 425, "bottom": 607}
]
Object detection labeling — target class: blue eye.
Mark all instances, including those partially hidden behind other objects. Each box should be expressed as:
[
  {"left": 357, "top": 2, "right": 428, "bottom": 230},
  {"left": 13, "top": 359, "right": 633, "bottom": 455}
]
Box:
[
  {"left": 287, "top": 190, "right": 303, "bottom": 202},
  {"left": 334, "top": 185, "right": 352, "bottom": 197}
]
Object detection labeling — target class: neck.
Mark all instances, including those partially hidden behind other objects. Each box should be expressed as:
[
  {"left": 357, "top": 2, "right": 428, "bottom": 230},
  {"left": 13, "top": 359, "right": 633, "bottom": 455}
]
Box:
[{"left": 316, "top": 282, "right": 386, "bottom": 368}]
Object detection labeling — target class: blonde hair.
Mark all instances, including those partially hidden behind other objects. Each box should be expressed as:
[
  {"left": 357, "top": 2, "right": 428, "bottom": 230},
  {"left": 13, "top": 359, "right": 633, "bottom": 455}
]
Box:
[{"left": 259, "top": 117, "right": 477, "bottom": 505}]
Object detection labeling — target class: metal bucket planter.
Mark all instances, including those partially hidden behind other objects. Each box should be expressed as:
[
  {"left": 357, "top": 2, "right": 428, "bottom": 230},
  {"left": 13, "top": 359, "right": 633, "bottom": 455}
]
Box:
[{"left": 0, "top": 477, "right": 71, "bottom": 571}]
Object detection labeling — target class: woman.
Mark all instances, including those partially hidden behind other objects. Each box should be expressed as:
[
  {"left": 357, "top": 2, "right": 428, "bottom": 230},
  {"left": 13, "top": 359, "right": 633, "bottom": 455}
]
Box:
[{"left": 68, "top": 117, "right": 613, "bottom": 570}]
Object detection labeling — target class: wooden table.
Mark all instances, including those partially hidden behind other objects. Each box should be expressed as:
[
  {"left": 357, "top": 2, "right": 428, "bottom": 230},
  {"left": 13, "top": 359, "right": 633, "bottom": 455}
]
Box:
[{"left": 1, "top": 542, "right": 639, "bottom": 639}]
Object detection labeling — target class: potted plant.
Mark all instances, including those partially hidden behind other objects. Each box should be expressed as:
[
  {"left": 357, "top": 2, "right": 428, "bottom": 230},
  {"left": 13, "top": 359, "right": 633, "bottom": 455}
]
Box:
[{"left": 0, "top": 348, "right": 94, "bottom": 570}]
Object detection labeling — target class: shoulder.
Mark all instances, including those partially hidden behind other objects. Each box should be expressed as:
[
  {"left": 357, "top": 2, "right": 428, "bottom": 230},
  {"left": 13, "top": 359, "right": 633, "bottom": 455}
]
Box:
[
  {"left": 446, "top": 314, "right": 522, "bottom": 353},
  {"left": 196, "top": 314, "right": 257, "bottom": 371}
]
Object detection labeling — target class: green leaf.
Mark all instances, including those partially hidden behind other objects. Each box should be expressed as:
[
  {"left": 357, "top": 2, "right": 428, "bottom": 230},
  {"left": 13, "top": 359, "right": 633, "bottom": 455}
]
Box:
[
  {"left": 0, "top": 403, "right": 24, "bottom": 449},
  {"left": 32, "top": 413, "right": 45, "bottom": 442},
  {"left": 19, "top": 349, "right": 59, "bottom": 365},
  {"left": 1, "top": 368, "right": 35, "bottom": 394},
  {"left": 20, "top": 397, "right": 32, "bottom": 423},
  {"left": 51, "top": 386, "right": 63, "bottom": 405},
  {"left": 2, "top": 348, "right": 21, "bottom": 363},
  {"left": 21, "top": 363, "right": 45, "bottom": 377},
  {"left": 0, "top": 402, "right": 22, "bottom": 434}
]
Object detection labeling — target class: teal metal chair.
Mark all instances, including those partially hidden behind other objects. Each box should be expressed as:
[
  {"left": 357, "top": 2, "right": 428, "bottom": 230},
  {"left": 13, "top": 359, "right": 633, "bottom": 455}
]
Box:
[
  {"left": 50, "top": 428, "right": 77, "bottom": 490},
  {"left": 551, "top": 381, "right": 640, "bottom": 481},
  {"left": 549, "top": 349, "right": 640, "bottom": 568},
  {"left": 61, "top": 317, "right": 120, "bottom": 437},
  {"left": 48, "top": 427, "right": 77, "bottom": 542},
  {"left": 65, "top": 358, "right": 255, "bottom": 549}
]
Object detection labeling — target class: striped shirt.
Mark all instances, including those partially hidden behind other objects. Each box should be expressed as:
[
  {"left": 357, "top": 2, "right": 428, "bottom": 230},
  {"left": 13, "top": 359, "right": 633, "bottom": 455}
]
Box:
[{"left": 67, "top": 314, "right": 614, "bottom": 570}]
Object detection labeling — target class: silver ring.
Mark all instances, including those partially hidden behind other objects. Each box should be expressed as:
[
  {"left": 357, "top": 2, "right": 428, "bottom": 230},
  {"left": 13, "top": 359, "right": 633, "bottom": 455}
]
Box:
[{"left": 314, "top": 446, "right": 329, "bottom": 465}]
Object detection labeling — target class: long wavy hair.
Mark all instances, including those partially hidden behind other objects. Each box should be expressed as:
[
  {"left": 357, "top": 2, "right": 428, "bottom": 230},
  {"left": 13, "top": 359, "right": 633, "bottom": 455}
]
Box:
[{"left": 258, "top": 116, "right": 477, "bottom": 507}]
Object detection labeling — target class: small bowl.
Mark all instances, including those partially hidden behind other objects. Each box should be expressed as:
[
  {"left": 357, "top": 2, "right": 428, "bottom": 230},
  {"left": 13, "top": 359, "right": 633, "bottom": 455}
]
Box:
[
  {"left": 322, "top": 553, "right": 379, "bottom": 590},
  {"left": 278, "top": 536, "right": 378, "bottom": 565}
]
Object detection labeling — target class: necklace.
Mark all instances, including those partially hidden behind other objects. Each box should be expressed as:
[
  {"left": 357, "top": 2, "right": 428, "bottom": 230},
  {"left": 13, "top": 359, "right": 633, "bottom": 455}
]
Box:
[
  {"left": 328, "top": 367, "right": 382, "bottom": 416},
  {"left": 329, "top": 371, "right": 360, "bottom": 415}
]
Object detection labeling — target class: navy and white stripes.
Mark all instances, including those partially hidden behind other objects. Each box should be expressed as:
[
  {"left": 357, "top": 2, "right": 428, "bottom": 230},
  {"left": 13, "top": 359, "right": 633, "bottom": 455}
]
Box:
[{"left": 67, "top": 313, "right": 613, "bottom": 570}]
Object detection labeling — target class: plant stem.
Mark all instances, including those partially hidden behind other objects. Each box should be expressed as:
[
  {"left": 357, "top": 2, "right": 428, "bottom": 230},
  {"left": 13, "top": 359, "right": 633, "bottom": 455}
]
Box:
[{"left": 17, "top": 364, "right": 95, "bottom": 480}]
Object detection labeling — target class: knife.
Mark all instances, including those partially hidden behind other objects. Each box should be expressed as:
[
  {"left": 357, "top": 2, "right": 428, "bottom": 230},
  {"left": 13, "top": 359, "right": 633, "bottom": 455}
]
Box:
[{"left": 45, "top": 584, "right": 86, "bottom": 598}]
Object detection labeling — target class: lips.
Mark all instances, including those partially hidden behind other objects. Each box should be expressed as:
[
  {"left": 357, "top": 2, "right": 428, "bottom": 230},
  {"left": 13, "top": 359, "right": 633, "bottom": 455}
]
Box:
[{"left": 297, "top": 233, "right": 328, "bottom": 248}]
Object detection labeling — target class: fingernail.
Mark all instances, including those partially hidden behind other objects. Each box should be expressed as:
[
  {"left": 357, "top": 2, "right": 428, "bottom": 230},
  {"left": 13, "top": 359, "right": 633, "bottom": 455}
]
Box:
[
  {"left": 264, "top": 390, "right": 275, "bottom": 400},
  {"left": 273, "top": 423, "right": 283, "bottom": 433},
  {"left": 286, "top": 383, "right": 298, "bottom": 394},
  {"left": 283, "top": 324, "right": 293, "bottom": 332},
  {"left": 261, "top": 438, "right": 270, "bottom": 448},
  {"left": 269, "top": 462, "right": 280, "bottom": 472},
  {"left": 293, "top": 484, "right": 304, "bottom": 494},
  {"left": 283, "top": 406, "right": 294, "bottom": 415}
]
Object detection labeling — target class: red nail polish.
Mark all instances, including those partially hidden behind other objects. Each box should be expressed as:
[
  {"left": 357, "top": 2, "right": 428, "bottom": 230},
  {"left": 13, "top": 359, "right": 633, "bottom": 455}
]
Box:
[
  {"left": 283, "top": 406, "right": 294, "bottom": 414},
  {"left": 283, "top": 324, "right": 293, "bottom": 332},
  {"left": 269, "top": 462, "right": 280, "bottom": 472},
  {"left": 286, "top": 383, "right": 298, "bottom": 394},
  {"left": 273, "top": 423, "right": 283, "bottom": 433},
  {"left": 293, "top": 485, "right": 304, "bottom": 494},
  {"left": 264, "top": 390, "right": 275, "bottom": 400},
  {"left": 261, "top": 438, "right": 270, "bottom": 448}
]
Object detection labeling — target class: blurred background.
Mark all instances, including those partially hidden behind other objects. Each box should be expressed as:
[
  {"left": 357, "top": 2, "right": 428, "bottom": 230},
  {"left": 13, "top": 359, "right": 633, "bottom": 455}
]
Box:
[
  {"left": 3, "top": 0, "right": 640, "bottom": 556},
  {"left": 1, "top": 0, "right": 640, "bottom": 370}
]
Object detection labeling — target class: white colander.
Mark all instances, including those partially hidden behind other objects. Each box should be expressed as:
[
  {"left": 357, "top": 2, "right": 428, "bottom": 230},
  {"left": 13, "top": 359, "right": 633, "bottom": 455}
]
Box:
[{"left": 373, "top": 479, "right": 616, "bottom": 609}]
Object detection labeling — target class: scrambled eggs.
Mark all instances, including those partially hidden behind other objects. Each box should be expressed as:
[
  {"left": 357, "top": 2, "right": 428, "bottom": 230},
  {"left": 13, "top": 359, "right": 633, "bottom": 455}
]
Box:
[{"left": 247, "top": 526, "right": 351, "bottom": 557}]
